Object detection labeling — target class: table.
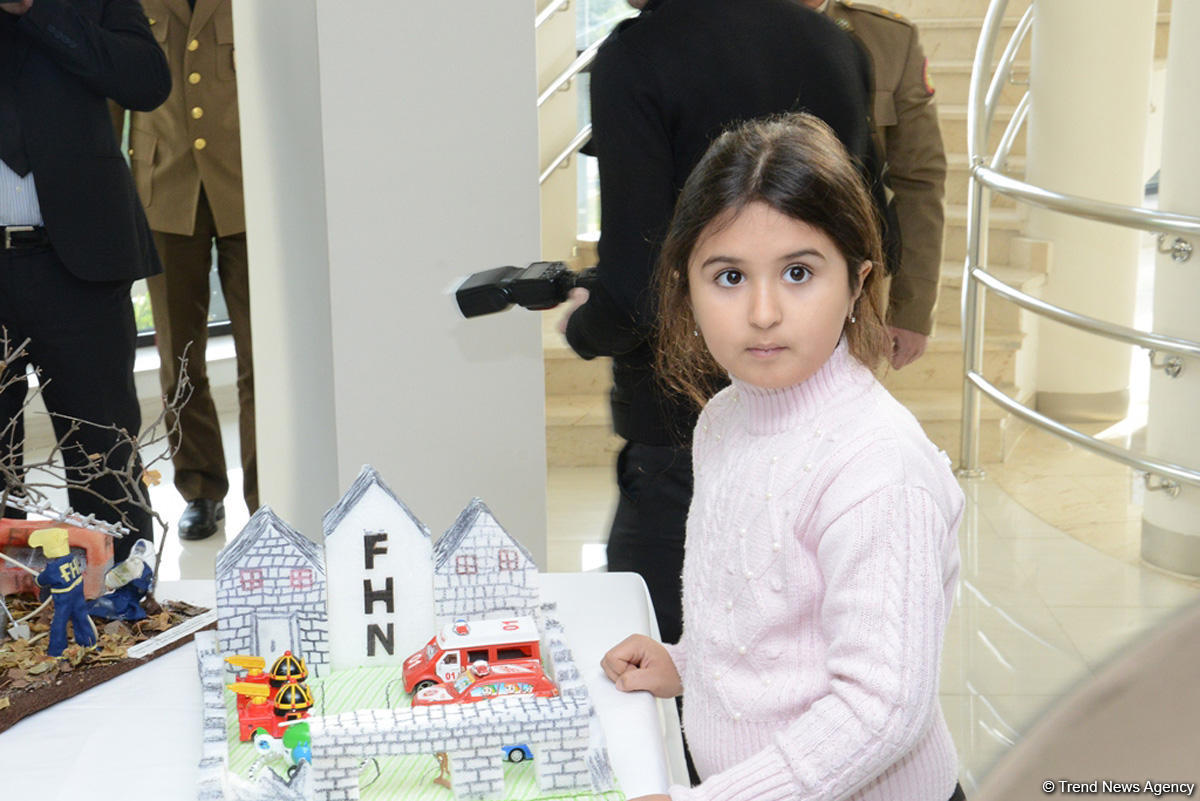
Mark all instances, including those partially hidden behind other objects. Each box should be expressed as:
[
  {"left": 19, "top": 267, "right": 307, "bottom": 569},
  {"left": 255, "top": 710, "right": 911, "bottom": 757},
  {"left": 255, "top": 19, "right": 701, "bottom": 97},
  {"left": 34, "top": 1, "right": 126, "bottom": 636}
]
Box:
[{"left": 2, "top": 573, "right": 686, "bottom": 799}]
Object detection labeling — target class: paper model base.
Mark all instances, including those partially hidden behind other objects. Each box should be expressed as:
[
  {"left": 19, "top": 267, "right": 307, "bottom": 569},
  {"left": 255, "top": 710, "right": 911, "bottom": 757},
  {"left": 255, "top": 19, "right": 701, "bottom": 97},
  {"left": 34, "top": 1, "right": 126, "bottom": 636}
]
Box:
[{"left": 220, "top": 664, "right": 624, "bottom": 801}]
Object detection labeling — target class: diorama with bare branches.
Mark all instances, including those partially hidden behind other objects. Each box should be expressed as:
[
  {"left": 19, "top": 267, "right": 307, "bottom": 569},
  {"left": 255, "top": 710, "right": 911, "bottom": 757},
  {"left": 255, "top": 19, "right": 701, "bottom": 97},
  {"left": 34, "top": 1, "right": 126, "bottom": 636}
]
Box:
[{"left": 0, "top": 327, "right": 213, "bottom": 730}]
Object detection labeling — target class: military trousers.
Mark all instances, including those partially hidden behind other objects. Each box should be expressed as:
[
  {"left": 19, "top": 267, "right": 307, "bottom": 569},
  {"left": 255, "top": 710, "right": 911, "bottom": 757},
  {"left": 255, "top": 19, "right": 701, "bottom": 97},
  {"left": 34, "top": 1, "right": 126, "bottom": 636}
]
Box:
[{"left": 147, "top": 187, "right": 257, "bottom": 512}]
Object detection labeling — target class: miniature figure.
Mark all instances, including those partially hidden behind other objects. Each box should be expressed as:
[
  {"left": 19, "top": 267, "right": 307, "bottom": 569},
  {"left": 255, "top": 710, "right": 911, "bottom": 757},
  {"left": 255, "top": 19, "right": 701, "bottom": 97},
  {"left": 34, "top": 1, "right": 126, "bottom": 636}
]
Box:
[
  {"left": 86, "top": 539, "right": 154, "bottom": 621},
  {"left": 29, "top": 527, "right": 98, "bottom": 657},
  {"left": 432, "top": 752, "right": 451, "bottom": 789},
  {"left": 1, "top": 519, "right": 117, "bottom": 600},
  {"left": 250, "top": 721, "right": 312, "bottom": 779}
]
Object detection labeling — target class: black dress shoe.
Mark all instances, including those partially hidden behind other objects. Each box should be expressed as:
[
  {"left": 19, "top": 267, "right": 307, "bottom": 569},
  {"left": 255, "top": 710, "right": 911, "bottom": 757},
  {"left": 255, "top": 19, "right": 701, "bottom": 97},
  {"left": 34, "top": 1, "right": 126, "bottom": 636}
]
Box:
[{"left": 178, "top": 499, "right": 225, "bottom": 541}]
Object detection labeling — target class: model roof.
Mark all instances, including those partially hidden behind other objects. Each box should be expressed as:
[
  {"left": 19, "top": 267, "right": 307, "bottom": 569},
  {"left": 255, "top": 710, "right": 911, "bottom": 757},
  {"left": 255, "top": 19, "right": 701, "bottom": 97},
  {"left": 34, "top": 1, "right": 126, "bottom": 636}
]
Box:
[
  {"left": 216, "top": 505, "right": 324, "bottom": 575},
  {"left": 322, "top": 464, "right": 431, "bottom": 540},
  {"left": 432, "top": 497, "right": 535, "bottom": 569}
]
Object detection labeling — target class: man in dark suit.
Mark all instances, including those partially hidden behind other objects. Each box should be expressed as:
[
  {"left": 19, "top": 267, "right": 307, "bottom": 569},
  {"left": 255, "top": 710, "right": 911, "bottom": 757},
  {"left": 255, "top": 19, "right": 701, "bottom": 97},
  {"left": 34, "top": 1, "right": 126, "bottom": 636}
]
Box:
[
  {"left": 0, "top": 0, "right": 171, "bottom": 562},
  {"left": 561, "top": 0, "right": 878, "bottom": 646}
]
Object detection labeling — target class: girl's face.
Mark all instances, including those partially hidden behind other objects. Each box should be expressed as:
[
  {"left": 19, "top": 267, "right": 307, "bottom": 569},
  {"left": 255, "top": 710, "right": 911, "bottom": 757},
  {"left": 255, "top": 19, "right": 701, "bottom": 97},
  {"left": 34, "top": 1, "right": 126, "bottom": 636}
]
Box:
[{"left": 688, "top": 201, "right": 868, "bottom": 390}]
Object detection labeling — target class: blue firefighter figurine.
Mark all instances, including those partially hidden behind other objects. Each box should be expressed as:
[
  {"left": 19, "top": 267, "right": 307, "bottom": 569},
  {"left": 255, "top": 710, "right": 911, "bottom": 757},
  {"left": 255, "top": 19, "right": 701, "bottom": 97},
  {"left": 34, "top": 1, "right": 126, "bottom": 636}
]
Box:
[
  {"left": 29, "top": 527, "right": 98, "bottom": 657},
  {"left": 87, "top": 539, "right": 154, "bottom": 621}
]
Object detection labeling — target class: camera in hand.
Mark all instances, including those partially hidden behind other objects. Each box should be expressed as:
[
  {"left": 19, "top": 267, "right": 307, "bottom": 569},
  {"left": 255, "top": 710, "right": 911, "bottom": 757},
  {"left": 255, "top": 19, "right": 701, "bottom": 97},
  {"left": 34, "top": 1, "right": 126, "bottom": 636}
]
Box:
[{"left": 454, "top": 261, "right": 585, "bottom": 318}]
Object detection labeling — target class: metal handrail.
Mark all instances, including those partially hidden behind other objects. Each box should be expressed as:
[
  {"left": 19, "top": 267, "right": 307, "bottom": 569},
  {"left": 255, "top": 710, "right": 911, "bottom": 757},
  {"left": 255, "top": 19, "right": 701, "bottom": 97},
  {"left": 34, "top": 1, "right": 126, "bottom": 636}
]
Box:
[
  {"left": 974, "top": 165, "right": 1200, "bottom": 237},
  {"left": 959, "top": 0, "right": 1200, "bottom": 490},
  {"left": 966, "top": 0, "right": 1012, "bottom": 160},
  {"left": 537, "top": 37, "right": 602, "bottom": 108},
  {"left": 967, "top": 371, "right": 1200, "bottom": 489},
  {"left": 540, "top": 123, "right": 591, "bottom": 185},
  {"left": 971, "top": 267, "right": 1200, "bottom": 359},
  {"left": 989, "top": 91, "right": 1029, "bottom": 171},
  {"left": 536, "top": 0, "right": 570, "bottom": 29},
  {"left": 983, "top": 4, "right": 1034, "bottom": 132}
]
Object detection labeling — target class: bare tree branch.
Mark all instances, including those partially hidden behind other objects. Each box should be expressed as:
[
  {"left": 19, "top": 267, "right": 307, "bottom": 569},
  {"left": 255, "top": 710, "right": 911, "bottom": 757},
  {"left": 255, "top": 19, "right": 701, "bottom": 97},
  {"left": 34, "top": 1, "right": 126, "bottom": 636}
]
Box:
[{"left": 1, "top": 328, "right": 194, "bottom": 600}]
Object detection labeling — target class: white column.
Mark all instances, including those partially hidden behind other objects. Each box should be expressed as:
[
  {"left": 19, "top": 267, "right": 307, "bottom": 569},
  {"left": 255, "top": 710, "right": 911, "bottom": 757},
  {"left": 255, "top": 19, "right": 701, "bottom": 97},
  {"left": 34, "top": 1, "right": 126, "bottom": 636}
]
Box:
[
  {"left": 1142, "top": 0, "right": 1200, "bottom": 575},
  {"left": 233, "top": 1, "right": 548, "bottom": 565},
  {"left": 231, "top": 2, "right": 339, "bottom": 536},
  {"left": 1026, "top": 0, "right": 1157, "bottom": 421}
]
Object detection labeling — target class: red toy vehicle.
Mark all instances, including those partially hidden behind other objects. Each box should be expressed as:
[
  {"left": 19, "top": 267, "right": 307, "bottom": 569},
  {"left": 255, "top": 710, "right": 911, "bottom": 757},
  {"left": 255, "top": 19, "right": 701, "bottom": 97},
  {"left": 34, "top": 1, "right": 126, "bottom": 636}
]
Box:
[
  {"left": 403, "top": 616, "right": 541, "bottom": 694},
  {"left": 226, "top": 651, "right": 315, "bottom": 741},
  {"left": 411, "top": 660, "right": 558, "bottom": 707}
]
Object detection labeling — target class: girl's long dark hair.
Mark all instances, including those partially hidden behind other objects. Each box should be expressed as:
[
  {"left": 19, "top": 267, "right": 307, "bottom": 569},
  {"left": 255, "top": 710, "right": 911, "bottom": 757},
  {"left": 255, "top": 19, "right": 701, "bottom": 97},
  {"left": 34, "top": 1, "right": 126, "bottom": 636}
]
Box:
[{"left": 654, "top": 113, "right": 889, "bottom": 409}]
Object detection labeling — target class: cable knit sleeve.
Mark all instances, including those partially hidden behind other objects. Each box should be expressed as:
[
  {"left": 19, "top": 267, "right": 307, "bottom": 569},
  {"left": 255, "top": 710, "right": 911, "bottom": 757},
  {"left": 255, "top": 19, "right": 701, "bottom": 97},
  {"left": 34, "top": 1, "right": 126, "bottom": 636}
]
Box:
[
  {"left": 663, "top": 637, "right": 688, "bottom": 684},
  {"left": 670, "top": 484, "right": 951, "bottom": 801}
]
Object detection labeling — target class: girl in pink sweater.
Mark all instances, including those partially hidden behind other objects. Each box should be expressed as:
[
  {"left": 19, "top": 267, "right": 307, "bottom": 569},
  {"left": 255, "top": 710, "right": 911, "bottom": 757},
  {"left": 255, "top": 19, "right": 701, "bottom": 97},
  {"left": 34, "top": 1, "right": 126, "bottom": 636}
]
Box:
[{"left": 602, "top": 114, "right": 964, "bottom": 801}]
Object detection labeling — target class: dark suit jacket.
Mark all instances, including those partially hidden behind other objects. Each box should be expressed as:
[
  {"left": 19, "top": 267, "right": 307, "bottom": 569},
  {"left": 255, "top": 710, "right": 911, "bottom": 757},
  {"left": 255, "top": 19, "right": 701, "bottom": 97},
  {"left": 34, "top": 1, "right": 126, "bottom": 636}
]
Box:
[
  {"left": 565, "top": 0, "right": 877, "bottom": 445},
  {"left": 4, "top": 0, "right": 170, "bottom": 282}
]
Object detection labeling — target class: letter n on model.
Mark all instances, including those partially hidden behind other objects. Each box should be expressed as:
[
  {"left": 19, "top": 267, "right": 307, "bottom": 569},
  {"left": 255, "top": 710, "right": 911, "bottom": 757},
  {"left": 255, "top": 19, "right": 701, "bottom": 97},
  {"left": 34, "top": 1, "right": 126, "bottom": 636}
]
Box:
[{"left": 367, "top": 623, "right": 395, "bottom": 656}]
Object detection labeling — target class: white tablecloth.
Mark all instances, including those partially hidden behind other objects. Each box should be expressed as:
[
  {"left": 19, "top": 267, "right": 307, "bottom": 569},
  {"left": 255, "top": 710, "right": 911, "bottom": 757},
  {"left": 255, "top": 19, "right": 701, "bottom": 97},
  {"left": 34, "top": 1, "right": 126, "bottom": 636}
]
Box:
[{"left": 2, "top": 573, "right": 685, "bottom": 799}]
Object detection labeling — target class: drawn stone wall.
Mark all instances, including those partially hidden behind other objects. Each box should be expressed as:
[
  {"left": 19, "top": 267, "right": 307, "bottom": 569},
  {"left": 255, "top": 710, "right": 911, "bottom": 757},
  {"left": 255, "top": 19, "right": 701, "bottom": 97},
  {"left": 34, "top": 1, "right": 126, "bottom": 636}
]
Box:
[
  {"left": 432, "top": 499, "right": 537, "bottom": 624},
  {"left": 215, "top": 507, "right": 329, "bottom": 675}
]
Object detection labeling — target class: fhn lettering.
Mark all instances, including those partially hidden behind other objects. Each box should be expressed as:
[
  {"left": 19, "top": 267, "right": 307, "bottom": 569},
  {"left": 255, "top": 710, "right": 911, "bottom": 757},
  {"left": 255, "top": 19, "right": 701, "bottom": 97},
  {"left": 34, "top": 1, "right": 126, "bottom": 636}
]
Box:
[{"left": 362, "top": 532, "right": 394, "bottom": 656}]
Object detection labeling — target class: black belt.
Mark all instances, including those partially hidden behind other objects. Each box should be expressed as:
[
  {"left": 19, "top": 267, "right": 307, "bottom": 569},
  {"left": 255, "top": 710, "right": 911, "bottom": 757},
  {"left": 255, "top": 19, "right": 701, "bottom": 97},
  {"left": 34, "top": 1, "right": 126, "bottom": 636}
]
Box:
[{"left": 2, "top": 225, "right": 51, "bottom": 250}]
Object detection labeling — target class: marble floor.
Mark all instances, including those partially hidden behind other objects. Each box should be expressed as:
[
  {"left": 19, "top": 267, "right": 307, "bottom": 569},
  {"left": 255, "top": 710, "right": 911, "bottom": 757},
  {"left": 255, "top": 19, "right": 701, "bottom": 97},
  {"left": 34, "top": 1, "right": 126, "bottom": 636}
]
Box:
[{"left": 19, "top": 382, "right": 1200, "bottom": 794}]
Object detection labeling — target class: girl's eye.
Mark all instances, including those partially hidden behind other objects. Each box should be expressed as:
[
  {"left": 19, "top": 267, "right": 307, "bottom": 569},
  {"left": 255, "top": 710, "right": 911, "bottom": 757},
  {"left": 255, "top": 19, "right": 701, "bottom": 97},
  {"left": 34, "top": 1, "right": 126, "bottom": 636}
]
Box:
[
  {"left": 715, "top": 269, "right": 744, "bottom": 287},
  {"left": 785, "top": 264, "right": 812, "bottom": 284}
]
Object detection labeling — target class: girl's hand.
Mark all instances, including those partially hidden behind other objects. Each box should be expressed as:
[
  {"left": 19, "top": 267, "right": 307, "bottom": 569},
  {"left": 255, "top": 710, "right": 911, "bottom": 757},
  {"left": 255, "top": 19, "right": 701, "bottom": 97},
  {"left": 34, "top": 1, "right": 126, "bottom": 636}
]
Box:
[{"left": 601, "top": 634, "right": 682, "bottom": 697}]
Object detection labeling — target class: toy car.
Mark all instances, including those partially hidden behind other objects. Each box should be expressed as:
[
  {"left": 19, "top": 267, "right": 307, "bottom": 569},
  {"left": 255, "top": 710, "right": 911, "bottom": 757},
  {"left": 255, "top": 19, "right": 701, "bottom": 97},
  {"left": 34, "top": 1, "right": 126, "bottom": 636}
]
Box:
[
  {"left": 403, "top": 616, "right": 542, "bottom": 694},
  {"left": 502, "top": 744, "right": 533, "bottom": 763},
  {"left": 411, "top": 660, "right": 558, "bottom": 707}
]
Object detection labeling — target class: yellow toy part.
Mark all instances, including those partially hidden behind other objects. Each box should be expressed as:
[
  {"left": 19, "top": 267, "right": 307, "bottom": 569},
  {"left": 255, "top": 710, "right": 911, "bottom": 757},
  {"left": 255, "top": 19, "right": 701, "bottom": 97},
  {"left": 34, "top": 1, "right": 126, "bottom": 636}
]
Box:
[
  {"left": 28, "top": 527, "right": 70, "bottom": 559},
  {"left": 225, "top": 655, "right": 267, "bottom": 676},
  {"left": 228, "top": 682, "right": 272, "bottom": 703}
]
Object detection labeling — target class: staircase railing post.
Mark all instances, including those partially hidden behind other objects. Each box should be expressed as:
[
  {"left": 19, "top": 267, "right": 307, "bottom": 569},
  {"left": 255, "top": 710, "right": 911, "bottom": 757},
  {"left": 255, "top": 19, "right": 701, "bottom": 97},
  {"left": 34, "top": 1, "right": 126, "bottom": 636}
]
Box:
[{"left": 958, "top": 170, "right": 988, "bottom": 478}]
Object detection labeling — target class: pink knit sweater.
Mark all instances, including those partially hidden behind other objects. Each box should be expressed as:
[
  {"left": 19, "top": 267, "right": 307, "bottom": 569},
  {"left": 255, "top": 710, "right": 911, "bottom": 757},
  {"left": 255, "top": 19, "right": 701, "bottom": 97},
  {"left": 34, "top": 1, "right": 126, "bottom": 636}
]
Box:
[{"left": 664, "top": 341, "right": 963, "bottom": 801}]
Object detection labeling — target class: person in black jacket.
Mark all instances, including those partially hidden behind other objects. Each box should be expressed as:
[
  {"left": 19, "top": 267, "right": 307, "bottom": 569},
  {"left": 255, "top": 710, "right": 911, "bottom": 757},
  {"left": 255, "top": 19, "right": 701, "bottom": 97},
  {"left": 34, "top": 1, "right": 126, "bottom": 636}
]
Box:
[
  {"left": 561, "top": 0, "right": 878, "bottom": 646},
  {"left": 0, "top": 0, "right": 171, "bottom": 561}
]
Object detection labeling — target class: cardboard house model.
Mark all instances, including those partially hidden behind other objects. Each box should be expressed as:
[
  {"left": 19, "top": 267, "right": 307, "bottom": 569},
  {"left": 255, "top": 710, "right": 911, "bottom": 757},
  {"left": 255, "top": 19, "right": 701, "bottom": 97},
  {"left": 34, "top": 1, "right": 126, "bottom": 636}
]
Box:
[
  {"left": 202, "top": 470, "right": 613, "bottom": 800},
  {"left": 431, "top": 497, "right": 538, "bottom": 624},
  {"left": 215, "top": 506, "right": 329, "bottom": 676},
  {"left": 322, "top": 464, "right": 435, "bottom": 671}
]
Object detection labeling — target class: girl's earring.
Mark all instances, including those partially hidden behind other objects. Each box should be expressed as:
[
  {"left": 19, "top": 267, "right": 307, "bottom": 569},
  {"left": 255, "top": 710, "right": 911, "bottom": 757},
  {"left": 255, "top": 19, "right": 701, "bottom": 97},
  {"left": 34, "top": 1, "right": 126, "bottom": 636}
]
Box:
[
  {"left": 848, "top": 313, "right": 856, "bottom": 324},
  {"left": 693, "top": 326, "right": 700, "bottom": 337}
]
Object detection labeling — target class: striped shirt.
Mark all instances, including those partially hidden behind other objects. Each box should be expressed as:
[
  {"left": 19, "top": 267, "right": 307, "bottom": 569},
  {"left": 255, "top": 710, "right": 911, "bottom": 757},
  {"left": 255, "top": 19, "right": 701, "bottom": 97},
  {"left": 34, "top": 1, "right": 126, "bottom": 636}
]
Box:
[{"left": 0, "top": 158, "right": 43, "bottom": 226}]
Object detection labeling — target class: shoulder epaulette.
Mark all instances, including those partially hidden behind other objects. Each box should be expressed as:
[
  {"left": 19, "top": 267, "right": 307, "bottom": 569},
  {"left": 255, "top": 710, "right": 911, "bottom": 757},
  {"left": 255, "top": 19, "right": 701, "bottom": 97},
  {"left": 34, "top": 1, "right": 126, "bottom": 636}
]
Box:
[{"left": 836, "top": 0, "right": 913, "bottom": 28}]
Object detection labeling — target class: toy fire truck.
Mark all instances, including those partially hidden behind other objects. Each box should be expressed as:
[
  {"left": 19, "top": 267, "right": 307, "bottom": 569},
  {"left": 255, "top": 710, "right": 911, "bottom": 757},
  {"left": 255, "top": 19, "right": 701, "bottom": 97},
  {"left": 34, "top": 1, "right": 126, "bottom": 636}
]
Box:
[
  {"left": 402, "top": 616, "right": 542, "bottom": 694},
  {"left": 226, "top": 651, "right": 315, "bottom": 741}
]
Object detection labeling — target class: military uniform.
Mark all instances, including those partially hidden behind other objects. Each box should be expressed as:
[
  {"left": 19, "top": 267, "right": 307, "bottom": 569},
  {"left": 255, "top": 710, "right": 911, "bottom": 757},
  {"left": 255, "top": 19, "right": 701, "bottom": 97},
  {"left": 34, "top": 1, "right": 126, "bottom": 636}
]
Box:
[
  {"left": 123, "top": 0, "right": 257, "bottom": 513},
  {"left": 825, "top": 0, "right": 947, "bottom": 336}
]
